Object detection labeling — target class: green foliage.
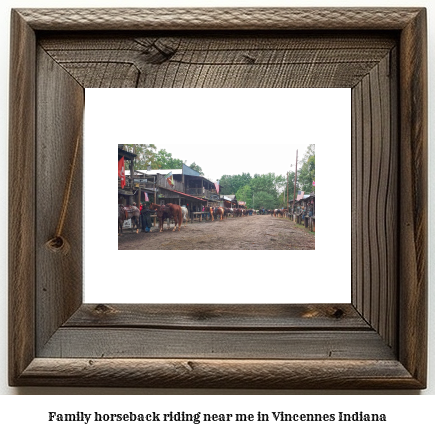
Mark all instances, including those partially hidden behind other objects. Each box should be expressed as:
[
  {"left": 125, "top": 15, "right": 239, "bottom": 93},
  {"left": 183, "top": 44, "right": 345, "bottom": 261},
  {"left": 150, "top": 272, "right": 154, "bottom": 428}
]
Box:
[
  {"left": 218, "top": 173, "right": 252, "bottom": 195},
  {"left": 286, "top": 171, "right": 297, "bottom": 201},
  {"left": 235, "top": 184, "right": 253, "bottom": 208},
  {"left": 122, "top": 146, "right": 206, "bottom": 177},
  {"left": 188, "top": 162, "right": 204, "bottom": 175},
  {"left": 153, "top": 149, "right": 184, "bottom": 170},
  {"left": 122, "top": 144, "right": 158, "bottom": 170},
  {"left": 298, "top": 144, "right": 315, "bottom": 193},
  {"left": 252, "top": 191, "right": 276, "bottom": 210},
  {"left": 227, "top": 172, "right": 292, "bottom": 209},
  {"left": 250, "top": 173, "right": 277, "bottom": 194},
  {"left": 250, "top": 173, "right": 286, "bottom": 209}
]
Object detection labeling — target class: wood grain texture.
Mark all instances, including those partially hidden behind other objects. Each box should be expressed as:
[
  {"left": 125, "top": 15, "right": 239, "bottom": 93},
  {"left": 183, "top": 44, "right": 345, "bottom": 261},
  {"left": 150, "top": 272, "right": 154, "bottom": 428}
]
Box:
[
  {"left": 15, "top": 8, "right": 422, "bottom": 31},
  {"left": 8, "top": 7, "right": 427, "bottom": 389},
  {"left": 398, "top": 8, "right": 428, "bottom": 386},
  {"left": 39, "top": 33, "right": 396, "bottom": 89},
  {"left": 8, "top": 10, "right": 36, "bottom": 386},
  {"left": 35, "top": 48, "right": 84, "bottom": 353},
  {"left": 39, "top": 329, "right": 395, "bottom": 360},
  {"left": 351, "top": 79, "right": 362, "bottom": 313},
  {"left": 17, "top": 358, "right": 420, "bottom": 389},
  {"left": 387, "top": 47, "right": 399, "bottom": 350},
  {"left": 65, "top": 304, "right": 369, "bottom": 330},
  {"left": 351, "top": 51, "right": 398, "bottom": 352}
]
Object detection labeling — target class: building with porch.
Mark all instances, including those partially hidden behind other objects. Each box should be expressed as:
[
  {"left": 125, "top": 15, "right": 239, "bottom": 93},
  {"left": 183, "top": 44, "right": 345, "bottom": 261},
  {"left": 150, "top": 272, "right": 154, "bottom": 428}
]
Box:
[
  {"left": 129, "top": 163, "right": 221, "bottom": 220},
  {"left": 220, "top": 194, "right": 239, "bottom": 209}
]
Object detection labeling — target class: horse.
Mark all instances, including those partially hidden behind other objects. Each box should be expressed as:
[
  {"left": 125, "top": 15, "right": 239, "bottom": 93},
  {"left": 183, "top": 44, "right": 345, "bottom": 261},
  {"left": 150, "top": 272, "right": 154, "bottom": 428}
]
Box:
[
  {"left": 181, "top": 205, "right": 189, "bottom": 227},
  {"left": 210, "top": 206, "right": 224, "bottom": 221},
  {"left": 216, "top": 207, "right": 225, "bottom": 220},
  {"left": 119, "top": 204, "right": 140, "bottom": 234},
  {"left": 209, "top": 206, "right": 216, "bottom": 221},
  {"left": 275, "top": 209, "right": 284, "bottom": 217},
  {"left": 149, "top": 203, "right": 171, "bottom": 232},
  {"left": 166, "top": 203, "right": 183, "bottom": 231}
]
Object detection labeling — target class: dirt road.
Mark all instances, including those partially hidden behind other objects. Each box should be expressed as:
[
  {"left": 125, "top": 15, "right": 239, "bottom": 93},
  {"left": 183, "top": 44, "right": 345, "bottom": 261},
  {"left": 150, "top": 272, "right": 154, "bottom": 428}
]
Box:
[{"left": 118, "top": 214, "right": 314, "bottom": 250}]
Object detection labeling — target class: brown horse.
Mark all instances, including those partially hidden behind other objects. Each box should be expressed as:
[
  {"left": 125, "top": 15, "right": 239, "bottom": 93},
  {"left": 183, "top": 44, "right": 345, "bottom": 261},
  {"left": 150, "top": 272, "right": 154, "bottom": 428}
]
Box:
[
  {"left": 210, "top": 206, "right": 224, "bottom": 221},
  {"left": 215, "top": 207, "right": 225, "bottom": 220},
  {"left": 166, "top": 203, "right": 183, "bottom": 231},
  {"left": 209, "top": 206, "right": 215, "bottom": 221},
  {"left": 119, "top": 204, "right": 140, "bottom": 234},
  {"left": 149, "top": 203, "right": 171, "bottom": 232}
]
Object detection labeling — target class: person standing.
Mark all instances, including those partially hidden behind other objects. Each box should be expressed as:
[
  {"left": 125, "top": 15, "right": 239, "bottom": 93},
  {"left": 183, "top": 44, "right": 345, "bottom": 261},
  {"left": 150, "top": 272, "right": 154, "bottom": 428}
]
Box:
[{"left": 140, "top": 204, "right": 152, "bottom": 233}]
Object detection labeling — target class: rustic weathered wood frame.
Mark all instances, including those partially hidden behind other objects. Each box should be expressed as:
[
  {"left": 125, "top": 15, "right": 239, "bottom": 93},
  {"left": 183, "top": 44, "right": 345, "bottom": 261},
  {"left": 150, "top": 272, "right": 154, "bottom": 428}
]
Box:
[{"left": 9, "top": 8, "right": 427, "bottom": 389}]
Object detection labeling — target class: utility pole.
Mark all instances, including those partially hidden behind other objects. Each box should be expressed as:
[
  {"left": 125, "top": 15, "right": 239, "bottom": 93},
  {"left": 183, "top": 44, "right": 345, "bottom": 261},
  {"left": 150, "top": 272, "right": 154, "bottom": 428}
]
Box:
[
  {"left": 292, "top": 149, "right": 298, "bottom": 214},
  {"left": 286, "top": 171, "right": 289, "bottom": 211}
]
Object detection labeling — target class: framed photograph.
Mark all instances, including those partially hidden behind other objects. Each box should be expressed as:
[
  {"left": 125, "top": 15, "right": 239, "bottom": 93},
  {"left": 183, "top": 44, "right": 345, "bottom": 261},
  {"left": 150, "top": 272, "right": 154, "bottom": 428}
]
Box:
[
  {"left": 86, "top": 88, "right": 348, "bottom": 304},
  {"left": 9, "top": 8, "right": 427, "bottom": 388}
]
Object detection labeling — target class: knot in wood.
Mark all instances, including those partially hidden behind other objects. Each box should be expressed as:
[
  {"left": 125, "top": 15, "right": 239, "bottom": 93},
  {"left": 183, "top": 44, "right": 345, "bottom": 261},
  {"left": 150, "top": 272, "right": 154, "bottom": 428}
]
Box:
[
  {"left": 45, "top": 236, "right": 71, "bottom": 255},
  {"left": 332, "top": 308, "right": 345, "bottom": 319},
  {"left": 94, "top": 304, "right": 116, "bottom": 315}
]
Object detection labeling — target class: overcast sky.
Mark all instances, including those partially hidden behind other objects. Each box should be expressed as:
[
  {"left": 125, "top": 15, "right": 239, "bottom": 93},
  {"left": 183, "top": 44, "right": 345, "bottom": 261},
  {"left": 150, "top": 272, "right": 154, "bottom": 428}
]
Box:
[{"left": 152, "top": 141, "right": 310, "bottom": 182}]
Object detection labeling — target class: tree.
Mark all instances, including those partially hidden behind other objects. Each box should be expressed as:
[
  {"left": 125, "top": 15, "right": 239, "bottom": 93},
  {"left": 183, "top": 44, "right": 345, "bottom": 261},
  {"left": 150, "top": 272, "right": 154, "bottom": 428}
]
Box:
[
  {"left": 250, "top": 173, "right": 276, "bottom": 195},
  {"left": 218, "top": 174, "right": 234, "bottom": 194},
  {"left": 252, "top": 191, "right": 276, "bottom": 210},
  {"left": 218, "top": 173, "right": 252, "bottom": 195},
  {"left": 121, "top": 145, "right": 206, "bottom": 177},
  {"left": 188, "top": 162, "right": 204, "bottom": 175},
  {"left": 153, "top": 149, "right": 184, "bottom": 170},
  {"left": 235, "top": 184, "right": 253, "bottom": 208},
  {"left": 250, "top": 173, "right": 286, "bottom": 207},
  {"left": 298, "top": 144, "right": 315, "bottom": 193},
  {"left": 122, "top": 144, "right": 158, "bottom": 170},
  {"left": 219, "top": 172, "right": 290, "bottom": 208},
  {"left": 281, "top": 170, "right": 298, "bottom": 203}
]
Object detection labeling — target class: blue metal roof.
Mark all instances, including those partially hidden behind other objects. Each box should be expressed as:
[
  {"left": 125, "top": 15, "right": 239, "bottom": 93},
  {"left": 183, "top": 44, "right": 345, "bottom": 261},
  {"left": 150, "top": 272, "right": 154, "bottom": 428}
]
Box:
[{"left": 182, "top": 163, "right": 201, "bottom": 177}]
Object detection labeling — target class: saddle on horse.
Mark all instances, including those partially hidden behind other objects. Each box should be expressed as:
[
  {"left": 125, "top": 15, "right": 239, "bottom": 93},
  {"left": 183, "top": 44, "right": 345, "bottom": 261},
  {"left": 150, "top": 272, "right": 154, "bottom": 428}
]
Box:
[{"left": 122, "top": 205, "right": 139, "bottom": 219}]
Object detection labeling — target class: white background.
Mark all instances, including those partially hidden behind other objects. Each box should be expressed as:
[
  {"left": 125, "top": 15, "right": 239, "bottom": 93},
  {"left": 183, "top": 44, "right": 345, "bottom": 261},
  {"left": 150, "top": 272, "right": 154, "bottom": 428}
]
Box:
[
  {"left": 0, "top": 0, "right": 434, "bottom": 423},
  {"left": 85, "top": 88, "right": 350, "bottom": 303}
]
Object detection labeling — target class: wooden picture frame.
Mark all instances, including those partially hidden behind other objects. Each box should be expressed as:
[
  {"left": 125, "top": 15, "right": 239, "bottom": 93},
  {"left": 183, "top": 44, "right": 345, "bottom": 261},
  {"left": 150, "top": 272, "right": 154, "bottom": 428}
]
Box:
[{"left": 9, "top": 8, "right": 427, "bottom": 389}]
